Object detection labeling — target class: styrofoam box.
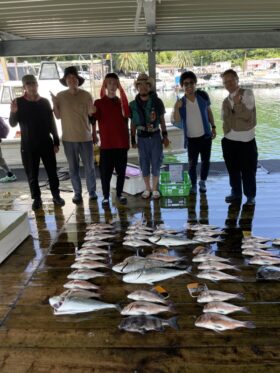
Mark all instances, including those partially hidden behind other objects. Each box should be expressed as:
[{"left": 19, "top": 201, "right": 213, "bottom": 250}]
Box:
[
  {"left": 0, "top": 210, "right": 30, "bottom": 264},
  {"left": 111, "top": 164, "right": 146, "bottom": 195}
]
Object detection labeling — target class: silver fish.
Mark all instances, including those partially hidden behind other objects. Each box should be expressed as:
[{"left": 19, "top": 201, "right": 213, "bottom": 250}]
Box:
[
  {"left": 63, "top": 280, "right": 99, "bottom": 290},
  {"left": 243, "top": 236, "right": 271, "bottom": 243},
  {"left": 242, "top": 248, "right": 278, "bottom": 257},
  {"left": 81, "top": 240, "right": 110, "bottom": 247},
  {"left": 121, "top": 301, "right": 175, "bottom": 316},
  {"left": 197, "top": 290, "right": 244, "bottom": 303},
  {"left": 195, "top": 236, "right": 221, "bottom": 243},
  {"left": 87, "top": 223, "right": 113, "bottom": 229},
  {"left": 203, "top": 301, "right": 250, "bottom": 315},
  {"left": 197, "top": 270, "right": 242, "bottom": 282},
  {"left": 49, "top": 289, "right": 100, "bottom": 306},
  {"left": 272, "top": 239, "right": 280, "bottom": 246},
  {"left": 52, "top": 297, "right": 119, "bottom": 315},
  {"left": 78, "top": 247, "right": 109, "bottom": 255},
  {"left": 192, "top": 254, "right": 230, "bottom": 263},
  {"left": 60, "top": 289, "right": 100, "bottom": 299},
  {"left": 249, "top": 255, "right": 280, "bottom": 266},
  {"left": 195, "top": 313, "right": 255, "bottom": 332},
  {"left": 123, "top": 267, "right": 191, "bottom": 284},
  {"left": 241, "top": 243, "right": 270, "bottom": 250},
  {"left": 256, "top": 266, "right": 280, "bottom": 281},
  {"left": 126, "top": 229, "right": 153, "bottom": 236},
  {"left": 153, "top": 228, "right": 179, "bottom": 236},
  {"left": 123, "top": 239, "right": 152, "bottom": 247},
  {"left": 149, "top": 236, "right": 197, "bottom": 247},
  {"left": 127, "top": 290, "right": 169, "bottom": 304},
  {"left": 84, "top": 234, "right": 115, "bottom": 241},
  {"left": 197, "top": 261, "right": 240, "bottom": 271},
  {"left": 67, "top": 269, "right": 106, "bottom": 280},
  {"left": 71, "top": 260, "right": 108, "bottom": 270},
  {"left": 146, "top": 253, "right": 185, "bottom": 262},
  {"left": 75, "top": 254, "right": 107, "bottom": 261},
  {"left": 194, "top": 230, "right": 223, "bottom": 237},
  {"left": 112, "top": 256, "right": 184, "bottom": 273},
  {"left": 118, "top": 315, "right": 178, "bottom": 334},
  {"left": 123, "top": 234, "right": 151, "bottom": 241},
  {"left": 186, "top": 224, "right": 218, "bottom": 231}
]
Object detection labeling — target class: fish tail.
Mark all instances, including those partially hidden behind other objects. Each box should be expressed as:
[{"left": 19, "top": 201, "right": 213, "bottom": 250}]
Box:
[
  {"left": 244, "top": 320, "right": 256, "bottom": 329},
  {"left": 236, "top": 293, "right": 245, "bottom": 300},
  {"left": 241, "top": 306, "right": 251, "bottom": 314},
  {"left": 167, "top": 316, "right": 179, "bottom": 330},
  {"left": 168, "top": 304, "right": 177, "bottom": 314}
]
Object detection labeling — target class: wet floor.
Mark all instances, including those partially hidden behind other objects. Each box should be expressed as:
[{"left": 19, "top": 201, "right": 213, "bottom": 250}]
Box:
[{"left": 0, "top": 169, "right": 279, "bottom": 372}]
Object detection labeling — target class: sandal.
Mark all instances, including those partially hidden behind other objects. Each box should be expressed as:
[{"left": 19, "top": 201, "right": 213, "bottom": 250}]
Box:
[
  {"left": 141, "top": 190, "right": 151, "bottom": 199},
  {"left": 152, "top": 191, "right": 161, "bottom": 199}
]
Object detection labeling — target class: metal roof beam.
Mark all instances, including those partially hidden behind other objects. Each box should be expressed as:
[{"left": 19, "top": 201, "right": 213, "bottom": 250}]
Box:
[
  {"left": 0, "top": 35, "right": 152, "bottom": 56},
  {"left": 1, "top": 31, "right": 280, "bottom": 56},
  {"left": 154, "top": 31, "right": 280, "bottom": 50}
]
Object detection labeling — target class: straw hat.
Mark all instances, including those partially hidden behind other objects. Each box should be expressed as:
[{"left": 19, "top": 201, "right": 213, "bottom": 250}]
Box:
[{"left": 134, "top": 73, "right": 155, "bottom": 90}]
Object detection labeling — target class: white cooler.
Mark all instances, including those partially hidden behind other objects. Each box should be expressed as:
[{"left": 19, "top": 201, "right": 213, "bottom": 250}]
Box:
[
  {"left": 111, "top": 163, "right": 145, "bottom": 195},
  {"left": 0, "top": 210, "right": 30, "bottom": 264}
]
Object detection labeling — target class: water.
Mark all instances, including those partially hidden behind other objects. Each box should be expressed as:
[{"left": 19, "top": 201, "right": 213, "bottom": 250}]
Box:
[{"left": 128, "top": 88, "right": 280, "bottom": 161}]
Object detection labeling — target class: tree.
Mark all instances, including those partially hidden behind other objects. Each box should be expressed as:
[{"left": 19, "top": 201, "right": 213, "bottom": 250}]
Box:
[
  {"left": 171, "top": 51, "right": 193, "bottom": 69},
  {"left": 114, "top": 53, "right": 147, "bottom": 74}
]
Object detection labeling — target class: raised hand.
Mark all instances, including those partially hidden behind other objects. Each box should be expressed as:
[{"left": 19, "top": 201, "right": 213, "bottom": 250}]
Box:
[{"left": 10, "top": 99, "right": 18, "bottom": 113}]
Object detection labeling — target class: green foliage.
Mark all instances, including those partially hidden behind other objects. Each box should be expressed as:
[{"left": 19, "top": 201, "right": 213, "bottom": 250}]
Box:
[{"left": 171, "top": 51, "right": 193, "bottom": 69}]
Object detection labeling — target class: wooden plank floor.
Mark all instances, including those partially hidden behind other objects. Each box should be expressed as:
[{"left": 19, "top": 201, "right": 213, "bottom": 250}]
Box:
[{"left": 0, "top": 169, "right": 280, "bottom": 372}]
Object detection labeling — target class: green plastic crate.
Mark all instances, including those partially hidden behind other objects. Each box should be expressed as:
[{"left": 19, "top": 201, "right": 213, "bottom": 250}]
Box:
[{"left": 159, "top": 171, "right": 191, "bottom": 197}]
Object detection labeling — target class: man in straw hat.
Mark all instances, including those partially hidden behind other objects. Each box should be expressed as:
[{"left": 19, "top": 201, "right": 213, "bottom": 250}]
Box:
[
  {"left": 9, "top": 74, "right": 65, "bottom": 210},
  {"left": 92, "top": 72, "right": 130, "bottom": 207},
  {"left": 51, "top": 66, "right": 97, "bottom": 204},
  {"left": 129, "top": 73, "right": 169, "bottom": 199}
]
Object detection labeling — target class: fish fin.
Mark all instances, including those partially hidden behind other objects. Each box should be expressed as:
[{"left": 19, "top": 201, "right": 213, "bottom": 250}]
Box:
[
  {"left": 244, "top": 321, "right": 256, "bottom": 329},
  {"left": 241, "top": 307, "right": 251, "bottom": 314},
  {"left": 147, "top": 282, "right": 154, "bottom": 285},
  {"left": 167, "top": 316, "right": 179, "bottom": 330}
]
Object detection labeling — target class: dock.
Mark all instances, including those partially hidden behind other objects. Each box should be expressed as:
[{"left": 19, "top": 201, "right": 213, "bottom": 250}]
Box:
[{"left": 0, "top": 165, "right": 279, "bottom": 372}]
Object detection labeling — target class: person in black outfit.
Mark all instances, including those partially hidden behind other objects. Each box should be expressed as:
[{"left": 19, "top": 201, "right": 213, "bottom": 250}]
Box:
[{"left": 9, "top": 74, "right": 65, "bottom": 210}]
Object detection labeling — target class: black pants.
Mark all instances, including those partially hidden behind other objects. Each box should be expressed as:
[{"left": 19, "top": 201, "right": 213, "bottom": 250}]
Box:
[
  {"left": 99, "top": 148, "right": 128, "bottom": 199},
  {"left": 187, "top": 136, "right": 212, "bottom": 185},
  {"left": 222, "top": 137, "right": 258, "bottom": 198},
  {"left": 21, "top": 143, "right": 60, "bottom": 200}
]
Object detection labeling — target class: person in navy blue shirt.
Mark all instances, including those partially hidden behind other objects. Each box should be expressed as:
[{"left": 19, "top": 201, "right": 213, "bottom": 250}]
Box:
[{"left": 172, "top": 71, "right": 216, "bottom": 194}]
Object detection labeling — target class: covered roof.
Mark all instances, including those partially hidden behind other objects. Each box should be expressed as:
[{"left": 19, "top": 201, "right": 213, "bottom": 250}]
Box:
[{"left": 0, "top": 0, "right": 280, "bottom": 56}]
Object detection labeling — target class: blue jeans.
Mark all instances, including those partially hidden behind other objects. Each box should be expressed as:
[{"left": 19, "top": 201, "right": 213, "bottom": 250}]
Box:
[
  {"left": 137, "top": 132, "right": 163, "bottom": 177},
  {"left": 63, "top": 141, "right": 96, "bottom": 197}
]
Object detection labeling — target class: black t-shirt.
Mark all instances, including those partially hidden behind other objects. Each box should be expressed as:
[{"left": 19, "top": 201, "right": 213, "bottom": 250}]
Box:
[{"left": 10, "top": 96, "right": 59, "bottom": 150}]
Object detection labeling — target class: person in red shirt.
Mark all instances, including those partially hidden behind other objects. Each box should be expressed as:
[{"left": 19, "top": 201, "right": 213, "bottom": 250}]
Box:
[{"left": 93, "top": 73, "right": 130, "bottom": 206}]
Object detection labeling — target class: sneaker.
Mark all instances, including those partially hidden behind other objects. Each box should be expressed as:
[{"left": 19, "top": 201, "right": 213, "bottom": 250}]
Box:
[
  {"left": 116, "top": 195, "right": 127, "bottom": 205},
  {"left": 72, "top": 194, "right": 83, "bottom": 204},
  {"left": 102, "top": 198, "right": 110, "bottom": 207},
  {"left": 53, "top": 195, "right": 65, "bottom": 206},
  {"left": 0, "top": 174, "right": 17, "bottom": 183},
  {"left": 199, "top": 180, "right": 207, "bottom": 193},
  {"left": 141, "top": 190, "right": 151, "bottom": 199},
  {"left": 152, "top": 191, "right": 160, "bottom": 199},
  {"left": 245, "top": 197, "right": 255, "bottom": 206},
  {"left": 32, "top": 198, "right": 42, "bottom": 210},
  {"left": 89, "top": 192, "right": 98, "bottom": 201},
  {"left": 190, "top": 185, "right": 197, "bottom": 195},
  {"left": 225, "top": 194, "right": 242, "bottom": 203}
]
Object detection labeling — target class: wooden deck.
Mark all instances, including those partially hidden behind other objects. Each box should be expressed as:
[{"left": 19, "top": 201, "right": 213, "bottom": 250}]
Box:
[{"left": 0, "top": 169, "right": 279, "bottom": 372}]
